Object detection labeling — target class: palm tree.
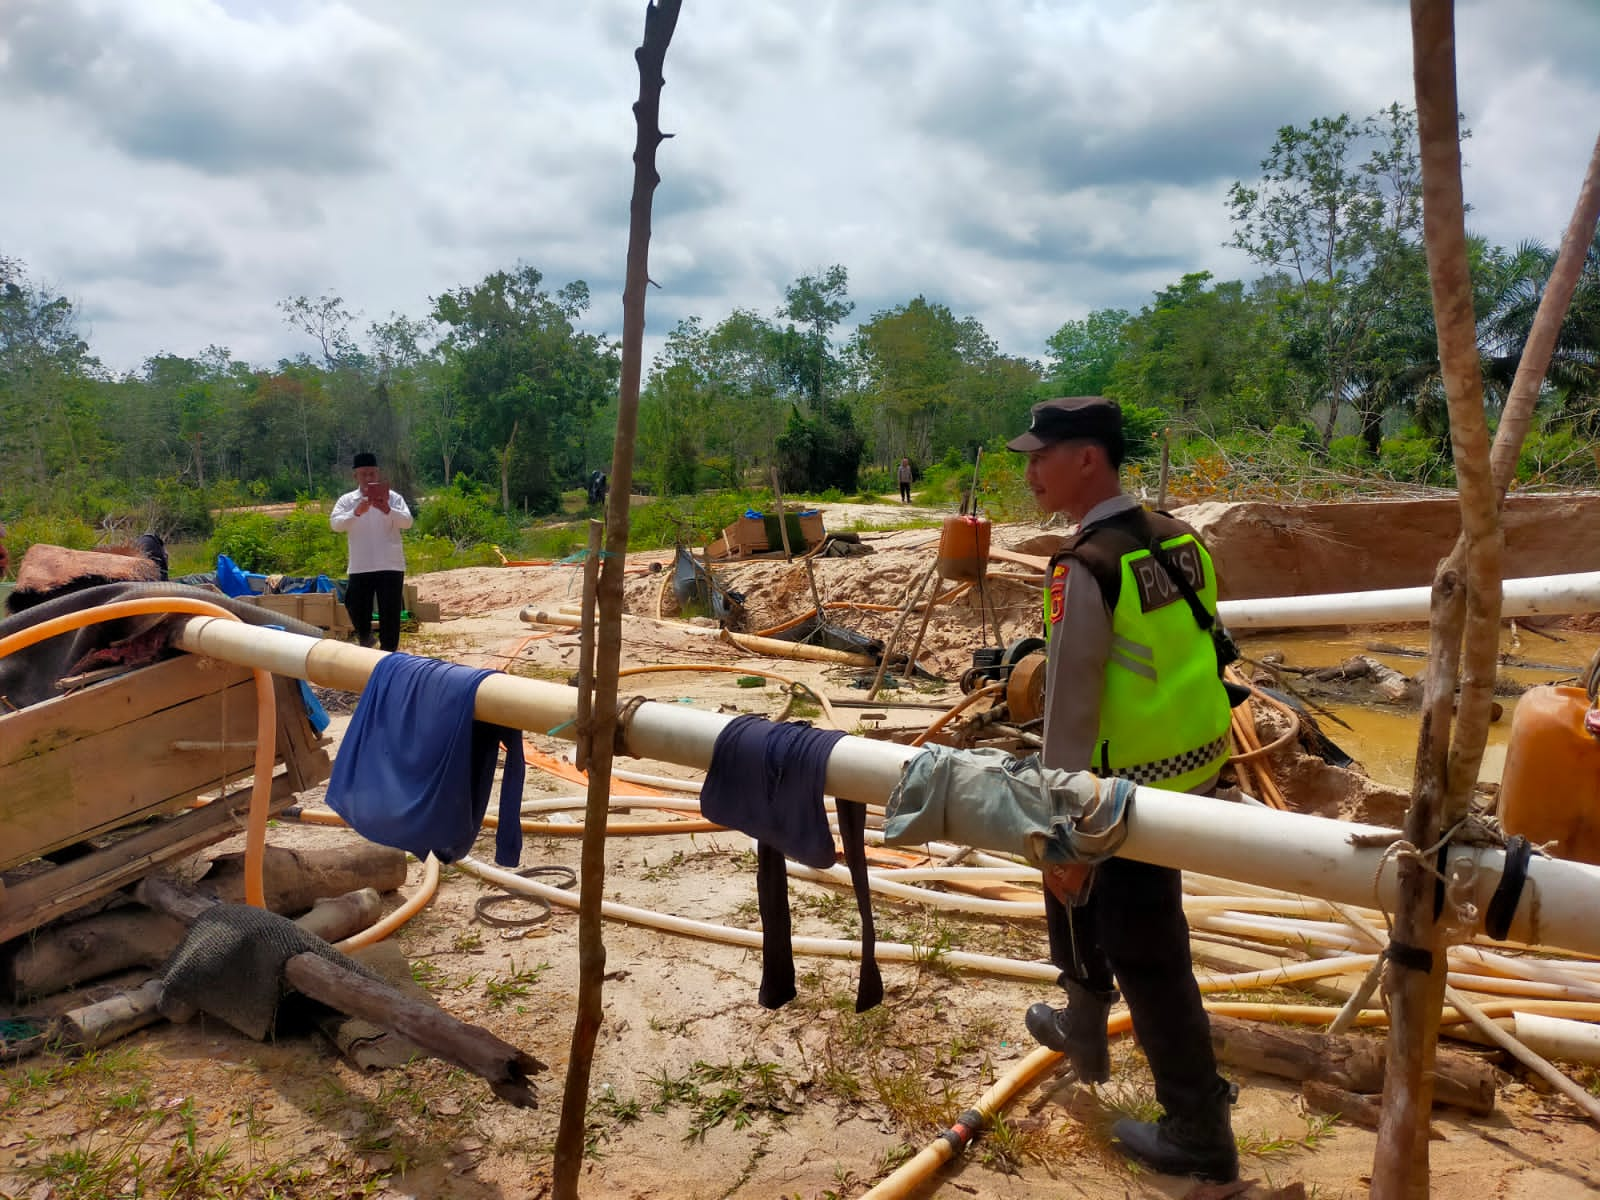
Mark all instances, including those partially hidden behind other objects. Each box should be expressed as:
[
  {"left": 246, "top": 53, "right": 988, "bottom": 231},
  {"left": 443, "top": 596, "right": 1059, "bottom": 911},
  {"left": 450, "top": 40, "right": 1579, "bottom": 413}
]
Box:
[{"left": 1482, "top": 232, "right": 1600, "bottom": 433}]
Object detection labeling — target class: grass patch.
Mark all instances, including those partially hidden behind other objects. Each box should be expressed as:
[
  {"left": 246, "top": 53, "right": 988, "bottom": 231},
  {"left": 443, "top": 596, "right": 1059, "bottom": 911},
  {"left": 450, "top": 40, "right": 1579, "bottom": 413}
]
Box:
[
  {"left": 647, "top": 1058, "right": 799, "bottom": 1143},
  {"left": 483, "top": 960, "right": 552, "bottom": 1009}
]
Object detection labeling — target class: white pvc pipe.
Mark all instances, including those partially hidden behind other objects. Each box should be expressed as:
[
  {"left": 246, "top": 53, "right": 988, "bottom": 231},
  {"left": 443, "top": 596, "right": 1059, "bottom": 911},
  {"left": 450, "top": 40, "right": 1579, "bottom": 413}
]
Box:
[
  {"left": 1218, "top": 570, "right": 1600, "bottom": 629},
  {"left": 1513, "top": 1011, "right": 1600, "bottom": 1065},
  {"left": 171, "top": 616, "right": 1600, "bottom": 958}
]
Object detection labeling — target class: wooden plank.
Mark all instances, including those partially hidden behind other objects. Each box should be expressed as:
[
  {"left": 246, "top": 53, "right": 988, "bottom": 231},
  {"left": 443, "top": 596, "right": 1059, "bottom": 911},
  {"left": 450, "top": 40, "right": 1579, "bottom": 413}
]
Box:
[
  {"left": 0, "top": 654, "right": 329, "bottom": 871},
  {"left": 1, "top": 688, "right": 261, "bottom": 867},
  {"left": 273, "top": 673, "right": 332, "bottom": 793},
  {"left": 0, "top": 660, "right": 264, "bottom": 870},
  {"left": 0, "top": 653, "right": 253, "bottom": 764},
  {"left": 0, "top": 774, "right": 298, "bottom": 944}
]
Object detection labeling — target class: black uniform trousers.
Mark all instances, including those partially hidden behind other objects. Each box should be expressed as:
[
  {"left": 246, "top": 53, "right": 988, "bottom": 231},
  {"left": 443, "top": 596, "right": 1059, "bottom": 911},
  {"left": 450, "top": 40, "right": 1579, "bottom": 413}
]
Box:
[
  {"left": 1044, "top": 855, "right": 1224, "bottom": 1115},
  {"left": 345, "top": 569, "right": 405, "bottom": 653}
]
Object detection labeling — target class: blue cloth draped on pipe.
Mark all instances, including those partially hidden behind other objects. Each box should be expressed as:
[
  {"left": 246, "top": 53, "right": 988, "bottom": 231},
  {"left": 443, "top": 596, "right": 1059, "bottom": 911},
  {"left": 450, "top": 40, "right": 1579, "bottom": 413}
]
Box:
[{"left": 326, "top": 653, "right": 525, "bottom": 867}]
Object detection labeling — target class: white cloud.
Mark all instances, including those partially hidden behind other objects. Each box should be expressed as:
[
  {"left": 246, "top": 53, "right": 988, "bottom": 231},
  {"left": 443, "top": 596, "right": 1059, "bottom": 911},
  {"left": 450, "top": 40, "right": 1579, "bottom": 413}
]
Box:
[{"left": 1, "top": 0, "right": 1596, "bottom": 375}]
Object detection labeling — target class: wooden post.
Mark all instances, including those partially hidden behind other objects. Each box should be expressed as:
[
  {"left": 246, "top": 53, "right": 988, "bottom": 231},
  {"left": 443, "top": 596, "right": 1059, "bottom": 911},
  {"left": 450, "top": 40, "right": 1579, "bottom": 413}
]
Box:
[
  {"left": 900, "top": 576, "right": 942, "bottom": 686},
  {"left": 868, "top": 564, "right": 937, "bottom": 701},
  {"left": 1157, "top": 428, "right": 1171, "bottom": 510},
  {"left": 573, "top": 519, "right": 603, "bottom": 772},
  {"left": 553, "top": 3, "right": 681, "bottom": 1195},
  {"left": 770, "top": 466, "right": 794, "bottom": 561}
]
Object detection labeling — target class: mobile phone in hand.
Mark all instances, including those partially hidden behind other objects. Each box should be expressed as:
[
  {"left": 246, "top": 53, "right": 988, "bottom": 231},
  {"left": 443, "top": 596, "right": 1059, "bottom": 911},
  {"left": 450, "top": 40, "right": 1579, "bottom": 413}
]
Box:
[{"left": 362, "top": 480, "right": 388, "bottom": 501}]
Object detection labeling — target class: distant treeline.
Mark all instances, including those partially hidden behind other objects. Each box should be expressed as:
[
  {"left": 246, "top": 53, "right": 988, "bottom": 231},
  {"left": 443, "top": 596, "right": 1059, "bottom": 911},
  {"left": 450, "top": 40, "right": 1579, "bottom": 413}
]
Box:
[{"left": 3, "top": 103, "right": 1597, "bottom": 543}]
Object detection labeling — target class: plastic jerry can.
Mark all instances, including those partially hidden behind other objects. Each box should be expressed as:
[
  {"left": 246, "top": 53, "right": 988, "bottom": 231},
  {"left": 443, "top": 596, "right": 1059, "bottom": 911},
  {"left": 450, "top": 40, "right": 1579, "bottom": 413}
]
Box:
[
  {"left": 1496, "top": 685, "right": 1600, "bottom": 866},
  {"left": 936, "top": 514, "right": 991, "bottom": 581}
]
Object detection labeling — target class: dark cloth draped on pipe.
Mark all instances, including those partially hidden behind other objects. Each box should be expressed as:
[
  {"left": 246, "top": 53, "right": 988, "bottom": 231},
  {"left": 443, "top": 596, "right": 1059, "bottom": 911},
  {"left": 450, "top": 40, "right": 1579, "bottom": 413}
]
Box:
[
  {"left": 700, "top": 715, "right": 883, "bottom": 1012},
  {"left": 0, "top": 582, "right": 322, "bottom": 712},
  {"left": 326, "top": 654, "right": 525, "bottom": 868},
  {"left": 884, "top": 745, "right": 1133, "bottom": 865}
]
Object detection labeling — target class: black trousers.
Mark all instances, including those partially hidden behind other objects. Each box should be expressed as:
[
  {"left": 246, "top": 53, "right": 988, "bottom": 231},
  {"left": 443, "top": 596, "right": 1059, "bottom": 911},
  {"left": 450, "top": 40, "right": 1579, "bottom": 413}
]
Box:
[
  {"left": 345, "top": 570, "right": 405, "bottom": 652},
  {"left": 1044, "top": 856, "right": 1224, "bottom": 1116},
  {"left": 898, "top": 481, "right": 911, "bottom": 502}
]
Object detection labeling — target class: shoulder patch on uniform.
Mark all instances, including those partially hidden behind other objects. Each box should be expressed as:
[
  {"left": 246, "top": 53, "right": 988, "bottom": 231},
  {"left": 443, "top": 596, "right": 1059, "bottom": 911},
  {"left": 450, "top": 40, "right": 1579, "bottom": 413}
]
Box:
[
  {"left": 1131, "top": 542, "right": 1205, "bottom": 613},
  {"left": 1048, "top": 560, "right": 1069, "bottom": 627}
]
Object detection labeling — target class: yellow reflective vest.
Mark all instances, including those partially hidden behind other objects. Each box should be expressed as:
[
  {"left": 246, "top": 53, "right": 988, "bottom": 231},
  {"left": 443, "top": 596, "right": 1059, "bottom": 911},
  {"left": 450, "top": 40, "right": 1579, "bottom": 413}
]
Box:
[{"left": 1044, "top": 508, "right": 1232, "bottom": 791}]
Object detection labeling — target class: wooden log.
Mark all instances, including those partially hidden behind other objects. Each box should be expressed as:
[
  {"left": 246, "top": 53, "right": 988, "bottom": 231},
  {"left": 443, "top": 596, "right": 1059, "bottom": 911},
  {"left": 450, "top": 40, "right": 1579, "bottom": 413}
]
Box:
[
  {"left": 1302, "top": 1080, "right": 1445, "bottom": 1140},
  {"left": 6, "top": 843, "right": 403, "bottom": 997},
  {"left": 6, "top": 908, "right": 186, "bottom": 999},
  {"left": 285, "top": 955, "right": 542, "bottom": 1106},
  {"left": 58, "top": 978, "right": 167, "bottom": 1048},
  {"left": 199, "top": 842, "right": 408, "bottom": 913},
  {"left": 1208, "top": 1014, "right": 1496, "bottom": 1115},
  {"left": 52, "top": 888, "right": 385, "bottom": 1049},
  {"left": 136, "top": 877, "right": 545, "bottom": 1107}
]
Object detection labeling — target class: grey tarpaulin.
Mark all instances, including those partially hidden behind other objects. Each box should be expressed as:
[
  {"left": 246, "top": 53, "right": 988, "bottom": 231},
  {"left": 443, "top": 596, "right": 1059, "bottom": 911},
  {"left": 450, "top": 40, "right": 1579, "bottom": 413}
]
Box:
[
  {"left": 884, "top": 745, "right": 1134, "bottom": 865},
  {"left": 160, "top": 904, "right": 386, "bottom": 1041}
]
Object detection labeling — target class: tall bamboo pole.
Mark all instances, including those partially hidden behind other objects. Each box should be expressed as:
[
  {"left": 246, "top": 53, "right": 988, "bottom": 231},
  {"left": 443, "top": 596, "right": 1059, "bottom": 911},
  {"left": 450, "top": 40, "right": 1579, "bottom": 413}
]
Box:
[{"left": 551, "top": 3, "right": 681, "bottom": 1195}]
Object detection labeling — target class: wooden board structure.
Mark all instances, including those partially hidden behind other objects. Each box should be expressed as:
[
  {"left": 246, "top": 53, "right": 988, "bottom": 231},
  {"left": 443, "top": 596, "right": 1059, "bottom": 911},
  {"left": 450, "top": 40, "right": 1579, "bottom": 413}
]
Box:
[
  {"left": 245, "top": 585, "right": 440, "bottom": 634},
  {"left": 710, "top": 511, "right": 826, "bottom": 560},
  {"left": 0, "top": 653, "right": 332, "bottom": 944}
]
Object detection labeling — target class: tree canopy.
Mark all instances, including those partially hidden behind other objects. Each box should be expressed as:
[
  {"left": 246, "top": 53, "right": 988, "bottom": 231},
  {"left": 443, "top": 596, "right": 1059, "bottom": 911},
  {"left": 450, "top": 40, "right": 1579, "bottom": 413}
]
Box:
[{"left": 3, "top": 102, "right": 1597, "bottom": 541}]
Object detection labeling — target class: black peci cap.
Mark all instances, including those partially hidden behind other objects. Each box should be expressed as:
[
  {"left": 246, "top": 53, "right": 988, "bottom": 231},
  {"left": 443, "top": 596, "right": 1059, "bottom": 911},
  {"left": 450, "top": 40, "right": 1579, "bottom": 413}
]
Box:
[
  {"left": 353, "top": 451, "right": 378, "bottom": 469},
  {"left": 1006, "top": 396, "right": 1124, "bottom": 463}
]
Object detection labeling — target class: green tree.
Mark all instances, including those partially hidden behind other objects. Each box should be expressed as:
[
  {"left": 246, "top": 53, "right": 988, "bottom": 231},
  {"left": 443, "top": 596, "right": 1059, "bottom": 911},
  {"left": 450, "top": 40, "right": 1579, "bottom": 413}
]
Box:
[
  {"left": 0, "top": 255, "right": 105, "bottom": 502},
  {"left": 1483, "top": 232, "right": 1600, "bottom": 435},
  {"left": 431, "top": 266, "right": 619, "bottom": 513},
  {"left": 852, "top": 296, "right": 1040, "bottom": 466},
  {"left": 1227, "top": 104, "right": 1428, "bottom": 445},
  {"left": 1045, "top": 308, "right": 1129, "bottom": 395},
  {"left": 1106, "top": 272, "right": 1297, "bottom": 431},
  {"left": 772, "top": 266, "right": 863, "bottom": 492}
]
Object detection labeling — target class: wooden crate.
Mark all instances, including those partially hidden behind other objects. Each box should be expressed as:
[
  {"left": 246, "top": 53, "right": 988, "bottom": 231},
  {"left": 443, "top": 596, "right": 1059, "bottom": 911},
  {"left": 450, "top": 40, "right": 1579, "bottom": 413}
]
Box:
[
  {"left": 250, "top": 591, "right": 349, "bottom": 634},
  {"left": 720, "top": 516, "right": 769, "bottom": 558},
  {"left": 798, "top": 511, "right": 825, "bottom": 547},
  {"left": 0, "top": 654, "right": 332, "bottom": 943}
]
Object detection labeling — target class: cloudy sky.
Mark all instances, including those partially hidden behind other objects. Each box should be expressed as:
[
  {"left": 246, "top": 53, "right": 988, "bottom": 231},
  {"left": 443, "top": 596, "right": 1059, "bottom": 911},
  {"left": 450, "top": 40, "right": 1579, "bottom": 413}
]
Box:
[{"left": 3, "top": 0, "right": 1598, "bottom": 377}]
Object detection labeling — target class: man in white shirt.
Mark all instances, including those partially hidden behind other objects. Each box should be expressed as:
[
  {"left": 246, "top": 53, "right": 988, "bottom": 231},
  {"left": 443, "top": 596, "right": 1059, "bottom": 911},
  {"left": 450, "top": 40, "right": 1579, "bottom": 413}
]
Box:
[{"left": 329, "top": 452, "right": 413, "bottom": 651}]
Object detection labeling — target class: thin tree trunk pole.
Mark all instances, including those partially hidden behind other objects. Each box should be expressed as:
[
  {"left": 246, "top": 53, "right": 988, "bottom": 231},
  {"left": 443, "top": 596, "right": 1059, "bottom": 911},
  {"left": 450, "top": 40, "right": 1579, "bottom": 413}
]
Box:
[
  {"left": 551, "top": 3, "right": 681, "bottom": 1195},
  {"left": 1374, "top": 568, "right": 1464, "bottom": 1200},
  {"left": 1375, "top": 5, "right": 1501, "bottom": 1195},
  {"left": 1489, "top": 128, "right": 1600, "bottom": 499},
  {"left": 573, "top": 519, "right": 603, "bottom": 772},
  {"left": 1411, "top": 0, "right": 1503, "bottom": 809}
]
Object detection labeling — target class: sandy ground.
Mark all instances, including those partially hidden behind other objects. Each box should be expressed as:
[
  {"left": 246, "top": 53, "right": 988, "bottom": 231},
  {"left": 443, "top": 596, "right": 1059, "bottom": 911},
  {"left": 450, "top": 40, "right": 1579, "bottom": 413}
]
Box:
[{"left": 5, "top": 501, "right": 1600, "bottom": 1199}]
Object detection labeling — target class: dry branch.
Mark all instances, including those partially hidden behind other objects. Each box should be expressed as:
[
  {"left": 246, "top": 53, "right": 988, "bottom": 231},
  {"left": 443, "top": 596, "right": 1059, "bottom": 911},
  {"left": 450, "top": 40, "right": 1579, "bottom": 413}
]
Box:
[{"left": 553, "top": 2, "right": 682, "bottom": 1194}]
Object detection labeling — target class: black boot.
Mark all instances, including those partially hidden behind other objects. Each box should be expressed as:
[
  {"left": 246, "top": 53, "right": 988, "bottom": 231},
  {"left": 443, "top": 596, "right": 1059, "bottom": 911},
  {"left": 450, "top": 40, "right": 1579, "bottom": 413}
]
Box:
[
  {"left": 1024, "top": 978, "right": 1116, "bottom": 1083},
  {"left": 1111, "top": 1080, "right": 1239, "bottom": 1183}
]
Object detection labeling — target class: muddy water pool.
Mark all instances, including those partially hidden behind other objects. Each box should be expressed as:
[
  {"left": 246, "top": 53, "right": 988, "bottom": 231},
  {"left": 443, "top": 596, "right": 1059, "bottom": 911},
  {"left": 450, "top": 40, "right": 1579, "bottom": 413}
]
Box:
[{"left": 1236, "top": 626, "right": 1600, "bottom": 790}]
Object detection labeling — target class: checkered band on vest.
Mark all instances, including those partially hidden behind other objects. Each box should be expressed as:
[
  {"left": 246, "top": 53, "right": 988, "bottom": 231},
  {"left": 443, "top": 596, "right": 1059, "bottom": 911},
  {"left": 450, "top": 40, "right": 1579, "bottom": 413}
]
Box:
[{"left": 1115, "top": 736, "right": 1229, "bottom": 786}]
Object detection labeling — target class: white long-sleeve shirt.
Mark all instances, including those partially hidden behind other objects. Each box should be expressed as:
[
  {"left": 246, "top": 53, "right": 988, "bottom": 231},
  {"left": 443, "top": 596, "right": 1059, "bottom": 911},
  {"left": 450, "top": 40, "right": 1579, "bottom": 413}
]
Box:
[{"left": 329, "top": 488, "right": 413, "bottom": 574}]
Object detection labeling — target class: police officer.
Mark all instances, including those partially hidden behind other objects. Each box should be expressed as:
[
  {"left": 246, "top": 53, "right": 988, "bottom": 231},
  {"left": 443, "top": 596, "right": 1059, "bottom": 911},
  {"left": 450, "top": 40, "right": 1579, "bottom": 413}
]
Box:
[{"left": 1008, "top": 396, "right": 1238, "bottom": 1183}]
